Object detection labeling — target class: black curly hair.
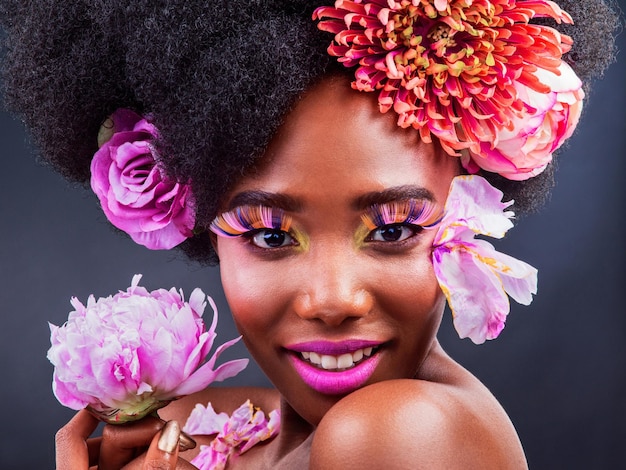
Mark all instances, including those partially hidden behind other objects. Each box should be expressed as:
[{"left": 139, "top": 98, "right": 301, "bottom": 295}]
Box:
[{"left": 0, "top": 0, "right": 620, "bottom": 263}]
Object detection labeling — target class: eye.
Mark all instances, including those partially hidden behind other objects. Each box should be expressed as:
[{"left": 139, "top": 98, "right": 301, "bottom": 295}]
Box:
[
  {"left": 367, "top": 223, "right": 421, "bottom": 243},
  {"left": 248, "top": 229, "right": 297, "bottom": 249}
]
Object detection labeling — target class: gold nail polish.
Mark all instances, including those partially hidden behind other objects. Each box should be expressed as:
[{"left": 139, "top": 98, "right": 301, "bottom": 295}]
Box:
[
  {"left": 179, "top": 430, "right": 197, "bottom": 451},
  {"left": 157, "top": 420, "right": 181, "bottom": 453}
]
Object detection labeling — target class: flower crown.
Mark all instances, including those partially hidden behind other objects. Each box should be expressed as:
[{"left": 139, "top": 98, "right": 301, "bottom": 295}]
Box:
[{"left": 313, "top": 0, "right": 584, "bottom": 180}]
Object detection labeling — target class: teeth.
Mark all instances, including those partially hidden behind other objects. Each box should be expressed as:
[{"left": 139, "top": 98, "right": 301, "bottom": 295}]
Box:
[
  {"left": 321, "top": 355, "right": 337, "bottom": 369},
  {"left": 336, "top": 353, "right": 353, "bottom": 369},
  {"left": 299, "top": 347, "right": 377, "bottom": 371},
  {"left": 309, "top": 352, "right": 321, "bottom": 365}
]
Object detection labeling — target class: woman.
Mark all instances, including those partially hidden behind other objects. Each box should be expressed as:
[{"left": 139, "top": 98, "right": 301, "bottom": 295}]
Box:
[{"left": 0, "top": 0, "right": 619, "bottom": 468}]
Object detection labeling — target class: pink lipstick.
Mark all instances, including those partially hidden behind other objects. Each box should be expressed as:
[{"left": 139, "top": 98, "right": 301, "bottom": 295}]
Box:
[{"left": 286, "top": 340, "right": 382, "bottom": 395}]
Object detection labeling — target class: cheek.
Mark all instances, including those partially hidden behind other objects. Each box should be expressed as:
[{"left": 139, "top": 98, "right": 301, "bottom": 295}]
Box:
[
  {"left": 394, "top": 262, "right": 447, "bottom": 370},
  {"left": 217, "top": 240, "right": 285, "bottom": 333},
  {"left": 389, "top": 252, "right": 445, "bottom": 320}
]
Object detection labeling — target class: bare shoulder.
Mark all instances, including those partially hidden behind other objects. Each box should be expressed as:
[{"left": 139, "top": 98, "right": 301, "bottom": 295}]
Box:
[
  {"left": 158, "top": 386, "right": 280, "bottom": 424},
  {"left": 310, "top": 378, "right": 527, "bottom": 470}
]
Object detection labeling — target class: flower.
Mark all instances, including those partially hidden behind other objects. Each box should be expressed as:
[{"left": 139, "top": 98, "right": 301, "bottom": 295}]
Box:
[
  {"left": 432, "top": 176, "right": 538, "bottom": 344},
  {"left": 464, "top": 62, "right": 584, "bottom": 180},
  {"left": 313, "top": 0, "right": 582, "bottom": 180},
  {"left": 183, "top": 400, "right": 281, "bottom": 470},
  {"left": 91, "top": 108, "right": 195, "bottom": 250},
  {"left": 47, "top": 275, "right": 248, "bottom": 423}
]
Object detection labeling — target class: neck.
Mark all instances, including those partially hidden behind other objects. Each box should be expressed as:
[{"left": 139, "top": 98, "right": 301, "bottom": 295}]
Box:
[{"left": 260, "top": 398, "right": 315, "bottom": 466}]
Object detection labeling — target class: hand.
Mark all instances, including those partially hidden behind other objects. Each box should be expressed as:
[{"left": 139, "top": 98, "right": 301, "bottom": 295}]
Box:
[{"left": 55, "top": 409, "right": 196, "bottom": 469}]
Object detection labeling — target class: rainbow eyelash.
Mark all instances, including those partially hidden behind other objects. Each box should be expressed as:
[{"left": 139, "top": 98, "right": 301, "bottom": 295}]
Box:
[
  {"left": 209, "top": 205, "right": 292, "bottom": 237},
  {"left": 361, "top": 199, "right": 442, "bottom": 231}
]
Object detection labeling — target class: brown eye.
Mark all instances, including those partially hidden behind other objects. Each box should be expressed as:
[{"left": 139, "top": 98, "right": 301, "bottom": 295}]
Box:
[
  {"left": 368, "top": 224, "right": 420, "bottom": 242},
  {"left": 250, "top": 229, "right": 296, "bottom": 249}
]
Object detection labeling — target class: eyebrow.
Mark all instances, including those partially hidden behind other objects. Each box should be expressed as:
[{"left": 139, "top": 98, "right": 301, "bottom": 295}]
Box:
[
  {"left": 226, "top": 186, "right": 436, "bottom": 212},
  {"left": 352, "top": 186, "right": 437, "bottom": 211},
  {"left": 225, "top": 190, "right": 302, "bottom": 212}
]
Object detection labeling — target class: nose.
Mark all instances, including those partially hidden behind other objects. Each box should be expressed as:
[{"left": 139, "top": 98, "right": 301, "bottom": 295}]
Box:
[{"left": 292, "top": 247, "right": 374, "bottom": 326}]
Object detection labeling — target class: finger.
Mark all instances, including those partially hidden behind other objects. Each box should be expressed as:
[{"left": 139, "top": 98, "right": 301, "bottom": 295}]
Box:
[
  {"left": 98, "top": 416, "right": 164, "bottom": 470},
  {"left": 55, "top": 409, "right": 100, "bottom": 470},
  {"left": 87, "top": 437, "right": 103, "bottom": 467},
  {"left": 122, "top": 421, "right": 198, "bottom": 470},
  {"left": 142, "top": 420, "right": 180, "bottom": 470}
]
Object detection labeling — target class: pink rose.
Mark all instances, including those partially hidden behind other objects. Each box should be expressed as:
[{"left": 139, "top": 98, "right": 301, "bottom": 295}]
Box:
[
  {"left": 47, "top": 275, "right": 248, "bottom": 423},
  {"left": 465, "top": 63, "right": 584, "bottom": 180},
  {"left": 90, "top": 109, "right": 195, "bottom": 250}
]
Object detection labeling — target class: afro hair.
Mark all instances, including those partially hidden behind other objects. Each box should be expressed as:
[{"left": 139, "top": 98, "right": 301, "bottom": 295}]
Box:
[{"left": 0, "top": 0, "right": 621, "bottom": 263}]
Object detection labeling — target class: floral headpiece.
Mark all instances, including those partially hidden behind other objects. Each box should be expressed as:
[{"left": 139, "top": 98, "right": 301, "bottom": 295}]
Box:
[
  {"left": 91, "top": 109, "right": 196, "bottom": 250},
  {"left": 313, "top": 0, "right": 584, "bottom": 180},
  {"left": 87, "top": 1, "right": 576, "bottom": 343}
]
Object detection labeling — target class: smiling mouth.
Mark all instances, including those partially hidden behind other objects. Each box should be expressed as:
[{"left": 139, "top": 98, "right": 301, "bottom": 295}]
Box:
[
  {"left": 299, "top": 346, "right": 378, "bottom": 371},
  {"left": 287, "top": 341, "right": 383, "bottom": 395}
]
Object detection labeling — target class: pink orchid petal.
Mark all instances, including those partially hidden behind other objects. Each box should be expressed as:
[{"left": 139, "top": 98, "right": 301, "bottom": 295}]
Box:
[
  {"left": 432, "top": 176, "right": 538, "bottom": 343},
  {"left": 186, "top": 400, "right": 280, "bottom": 470},
  {"left": 434, "top": 246, "right": 510, "bottom": 344},
  {"left": 183, "top": 402, "right": 230, "bottom": 436},
  {"left": 476, "top": 240, "right": 538, "bottom": 305},
  {"left": 436, "top": 176, "right": 514, "bottom": 243}
]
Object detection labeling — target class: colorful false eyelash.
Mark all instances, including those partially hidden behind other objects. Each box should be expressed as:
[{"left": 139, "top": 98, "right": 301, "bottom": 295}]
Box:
[
  {"left": 361, "top": 199, "right": 442, "bottom": 231},
  {"left": 209, "top": 205, "right": 292, "bottom": 237}
]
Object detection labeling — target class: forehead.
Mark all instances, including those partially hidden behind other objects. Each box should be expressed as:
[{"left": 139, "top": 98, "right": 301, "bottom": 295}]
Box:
[{"left": 226, "top": 77, "right": 460, "bottom": 207}]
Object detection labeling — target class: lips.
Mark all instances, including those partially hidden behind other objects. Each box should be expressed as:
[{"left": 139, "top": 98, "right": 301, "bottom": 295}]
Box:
[
  {"left": 286, "top": 340, "right": 383, "bottom": 395},
  {"left": 301, "top": 346, "right": 376, "bottom": 371}
]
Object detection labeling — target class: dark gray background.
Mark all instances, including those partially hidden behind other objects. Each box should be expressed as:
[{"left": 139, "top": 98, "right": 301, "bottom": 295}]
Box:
[{"left": 1, "top": 32, "right": 624, "bottom": 468}]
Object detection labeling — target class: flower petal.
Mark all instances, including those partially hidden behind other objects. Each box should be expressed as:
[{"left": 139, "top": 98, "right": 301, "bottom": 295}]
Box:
[
  {"left": 183, "top": 402, "right": 230, "bottom": 436},
  {"left": 172, "top": 357, "right": 249, "bottom": 397},
  {"left": 435, "top": 175, "right": 514, "bottom": 243},
  {"left": 434, "top": 246, "right": 510, "bottom": 344},
  {"left": 432, "top": 175, "right": 538, "bottom": 343}
]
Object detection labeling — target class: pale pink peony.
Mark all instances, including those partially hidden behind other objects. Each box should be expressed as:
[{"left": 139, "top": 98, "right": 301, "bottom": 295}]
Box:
[
  {"left": 91, "top": 108, "right": 195, "bottom": 250},
  {"left": 432, "top": 176, "right": 538, "bottom": 344},
  {"left": 184, "top": 400, "right": 280, "bottom": 470},
  {"left": 464, "top": 63, "right": 584, "bottom": 180},
  {"left": 47, "top": 275, "right": 248, "bottom": 423}
]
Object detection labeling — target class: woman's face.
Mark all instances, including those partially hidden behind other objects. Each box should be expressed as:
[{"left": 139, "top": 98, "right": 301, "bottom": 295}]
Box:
[{"left": 215, "top": 78, "right": 460, "bottom": 425}]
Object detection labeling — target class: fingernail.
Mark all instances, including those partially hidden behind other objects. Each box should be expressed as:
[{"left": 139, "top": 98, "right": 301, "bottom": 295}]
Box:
[
  {"left": 157, "top": 420, "right": 181, "bottom": 453},
  {"left": 179, "top": 430, "right": 197, "bottom": 451}
]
